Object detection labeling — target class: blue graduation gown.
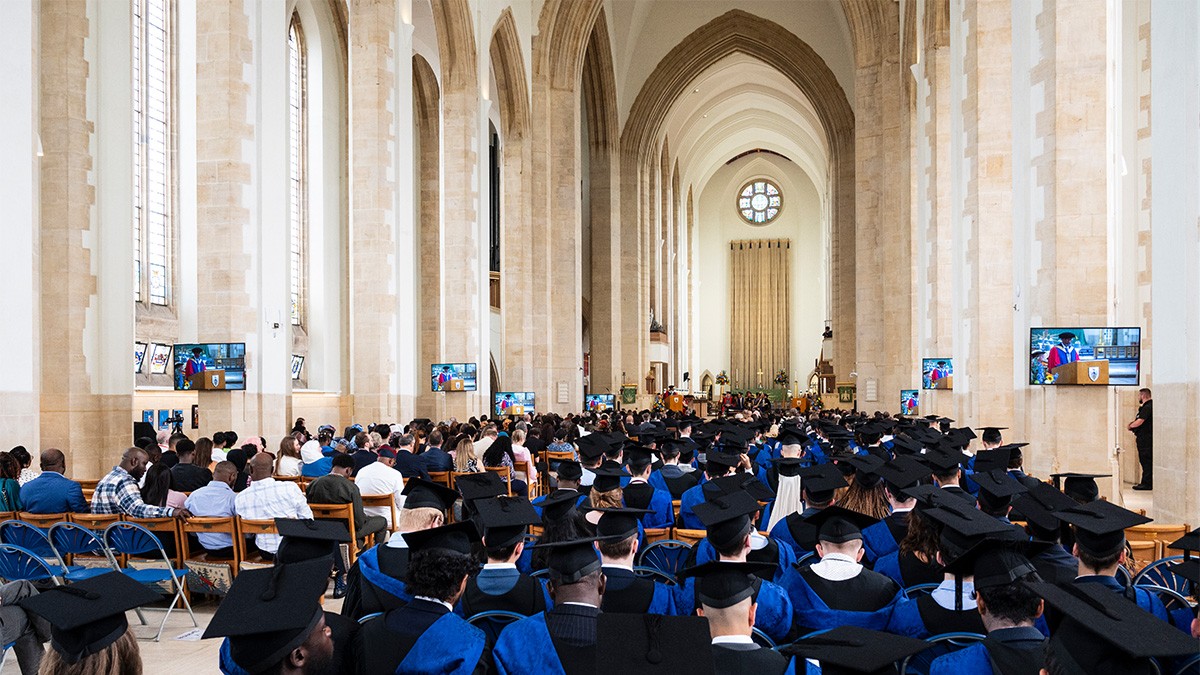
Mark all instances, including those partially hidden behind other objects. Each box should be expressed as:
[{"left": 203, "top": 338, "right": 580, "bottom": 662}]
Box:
[
  {"left": 1075, "top": 575, "right": 1170, "bottom": 621},
  {"left": 492, "top": 613, "right": 567, "bottom": 675},
  {"left": 672, "top": 575, "right": 793, "bottom": 643},
  {"left": 630, "top": 485, "right": 675, "bottom": 529},
  {"left": 929, "top": 642, "right": 993, "bottom": 675},
  {"left": 218, "top": 639, "right": 251, "bottom": 675},
  {"left": 872, "top": 551, "right": 904, "bottom": 586},
  {"left": 356, "top": 544, "right": 413, "bottom": 605},
  {"left": 769, "top": 510, "right": 818, "bottom": 560},
  {"left": 678, "top": 483, "right": 707, "bottom": 529},
  {"left": 689, "top": 536, "right": 798, "bottom": 586},
  {"left": 781, "top": 569, "right": 900, "bottom": 633},
  {"left": 861, "top": 520, "right": 900, "bottom": 564},
  {"left": 395, "top": 613, "right": 487, "bottom": 675},
  {"left": 929, "top": 627, "right": 1046, "bottom": 675},
  {"left": 600, "top": 567, "right": 676, "bottom": 615}
]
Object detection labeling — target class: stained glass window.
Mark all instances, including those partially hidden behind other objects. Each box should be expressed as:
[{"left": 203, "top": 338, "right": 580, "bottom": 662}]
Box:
[
  {"left": 737, "top": 180, "right": 782, "bottom": 225},
  {"left": 288, "top": 17, "right": 306, "bottom": 326},
  {"left": 133, "top": 0, "right": 172, "bottom": 305}
]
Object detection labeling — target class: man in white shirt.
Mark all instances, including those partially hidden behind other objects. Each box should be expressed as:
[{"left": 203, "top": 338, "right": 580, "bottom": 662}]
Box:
[
  {"left": 473, "top": 425, "right": 498, "bottom": 461},
  {"left": 354, "top": 447, "right": 406, "bottom": 528},
  {"left": 234, "top": 453, "right": 313, "bottom": 557}
]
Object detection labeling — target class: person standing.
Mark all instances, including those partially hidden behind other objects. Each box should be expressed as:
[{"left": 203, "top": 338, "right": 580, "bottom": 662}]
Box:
[{"left": 1128, "top": 388, "right": 1153, "bottom": 490}]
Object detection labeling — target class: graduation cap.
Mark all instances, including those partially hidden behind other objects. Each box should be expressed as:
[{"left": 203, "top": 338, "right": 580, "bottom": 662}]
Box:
[
  {"left": 941, "top": 538, "right": 1048, "bottom": 590},
  {"left": 624, "top": 445, "right": 655, "bottom": 472},
  {"left": 973, "top": 444, "right": 1027, "bottom": 473},
  {"left": 596, "top": 614, "right": 715, "bottom": 675},
  {"left": 19, "top": 572, "right": 160, "bottom": 665},
  {"left": 574, "top": 433, "right": 610, "bottom": 462},
  {"left": 403, "top": 477, "right": 460, "bottom": 510},
  {"left": 1049, "top": 472, "right": 1110, "bottom": 503},
  {"left": 401, "top": 520, "right": 481, "bottom": 556},
  {"left": 591, "top": 465, "right": 629, "bottom": 492},
  {"left": 1012, "top": 482, "right": 1078, "bottom": 536},
  {"left": 1028, "top": 580, "right": 1199, "bottom": 675},
  {"left": 800, "top": 463, "right": 847, "bottom": 502},
  {"left": 922, "top": 444, "right": 967, "bottom": 472},
  {"left": 839, "top": 453, "right": 885, "bottom": 487},
  {"left": 1056, "top": 501, "right": 1151, "bottom": 557},
  {"left": 1168, "top": 527, "right": 1200, "bottom": 559},
  {"left": 777, "top": 428, "right": 808, "bottom": 447},
  {"left": 704, "top": 450, "right": 742, "bottom": 473},
  {"left": 924, "top": 499, "right": 1020, "bottom": 557},
  {"left": 540, "top": 488, "right": 583, "bottom": 522},
  {"left": 693, "top": 490, "right": 761, "bottom": 550},
  {"left": 780, "top": 625, "right": 930, "bottom": 675},
  {"left": 594, "top": 507, "right": 653, "bottom": 540},
  {"left": 803, "top": 505, "right": 879, "bottom": 544},
  {"left": 677, "top": 561, "right": 775, "bottom": 609},
  {"left": 532, "top": 537, "right": 604, "bottom": 584},
  {"left": 201, "top": 558, "right": 331, "bottom": 673},
  {"left": 475, "top": 496, "right": 540, "bottom": 549},
  {"left": 775, "top": 457, "right": 804, "bottom": 478},
  {"left": 456, "top": 472, "right": 507, "bottom": 502},
  {"left": 556, "top": 460, "right": 583, "bottom": 482},
  {"left": 979, "top": 426, "right": 1007, "bottom": 444},
  {"left": 876, "top": 456, "right": 930, "bottom": 493},
  {"left": 889, "top": 435, "right": 923, "bottom": 456},
  {"left": 972, "top": 469, "right": 1029, "bottom": 510},
  {"left": 945, "top": 427, "right": 977, "bottom": 448},
  {"left": 906, "top": 426, "right": 944, "bottom": 447},
  {"left": 274, "top": 518, "right": 351, "bottom": 565}
]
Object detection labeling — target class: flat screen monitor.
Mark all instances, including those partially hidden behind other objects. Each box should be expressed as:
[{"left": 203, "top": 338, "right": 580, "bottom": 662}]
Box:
[
  {"left": 495, "top": 391, "right": 535, "bottom": 417},
  {"left": 134, "top": 342, "right": 148, "bottom": 374},
  {"left": 1029, "top": 327, "right": 1141, "bottom": 385},
  {"left": 173, "top": 343, "right": 247, "bottom": 391},
  {"left": 585, "top": 393, "right": 616, "bottom": 412},
  {"left": 922, "top": 358, "right": 953, "bottom": 390},
  {"left": 431, "top": 363, "right": 477, "bottom": 392},
  {"left": 900, "top": 389, "right": 920, "bottom": 416}
]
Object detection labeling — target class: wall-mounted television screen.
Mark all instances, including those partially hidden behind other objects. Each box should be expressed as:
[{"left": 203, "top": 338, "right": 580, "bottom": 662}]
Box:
[
  {"left": 1029, "top": 327, "right": 1141, "bottom": 385},
  {"left": 900, "top": 389, "right": 920, "bottom": 416},
  {"left": 921, "top": 358, "right": 953, "bottom": 390},
  {"left": 173, "top": 343, "right": 247, "bottom": 391},
  {"left": 431, "top": 363, "right": 477, "bottom": 392},
  {"left": 585, "top": 394, "right": 616, "bottom": 412},
  {"left": 495, "top": 392, "right": 535, "bottom": 417}
]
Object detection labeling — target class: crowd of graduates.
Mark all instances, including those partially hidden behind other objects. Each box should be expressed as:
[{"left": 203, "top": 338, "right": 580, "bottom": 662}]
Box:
[{"left": 25, "top": 406, "right": 1198, "bottom": 674}]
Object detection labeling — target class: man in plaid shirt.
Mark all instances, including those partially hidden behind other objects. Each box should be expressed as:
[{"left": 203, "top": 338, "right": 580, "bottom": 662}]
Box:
[{"left": 91, "top": 447, "right": 191, "bottom": 519}]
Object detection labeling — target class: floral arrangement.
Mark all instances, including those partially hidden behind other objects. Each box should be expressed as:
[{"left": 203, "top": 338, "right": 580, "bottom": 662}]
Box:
[
  {"left": 715, "top": 371, "right": 729, "bottom": 385},
  {"left": 774, "top": 370, "right": 789, "bottom": 385}
]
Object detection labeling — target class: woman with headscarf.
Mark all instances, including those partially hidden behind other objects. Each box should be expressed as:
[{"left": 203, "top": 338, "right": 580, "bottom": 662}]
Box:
[{"left": 300, "top": 439, "right": 333, "bottom": 477}]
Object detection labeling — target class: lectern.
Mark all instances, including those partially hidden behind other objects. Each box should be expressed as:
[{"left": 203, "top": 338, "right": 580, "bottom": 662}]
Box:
[
  {"left": 1053, "top": 360, "right": 1109, "bottom": 385},
  {"left": 192, "top": 370, "right": 227, "bottom": 391},
  {"left": 932, "top": 376, "right": 954, "bottom": 390}
]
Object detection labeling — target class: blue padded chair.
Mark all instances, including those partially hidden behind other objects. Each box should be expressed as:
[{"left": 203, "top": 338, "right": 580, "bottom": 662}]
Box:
[
  {"left": 0, "top": 544, "right": 62, "bottom": 584},
  {"left": 0, "top": 520, "right": 57, "bottom": 559},
  {"left": 466, "top": 610, "right": 526, "bottom": 646},
  {"left": 47, "top": 522, "right": 116, "bottom": 582},
  {"left": 1135, "top": 556, "right": 1195, "bottom": 597},
  {"left": 633, "top": 565, "right": 678, "bottom": 586},
  {"left": 899, "top": 632, "right": 987, "bottom": 675},
  {"left": 103, "top": 521, "right": 197, "bottom": 641},
  {"left": 635, "top": 539, "right": 692, "bottom": 580}
]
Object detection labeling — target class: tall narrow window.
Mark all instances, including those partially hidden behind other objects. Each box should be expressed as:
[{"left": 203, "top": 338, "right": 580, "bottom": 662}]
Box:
[
  {"left": 132, "top": 0, "right": 172, "bottom": 305},
  {"left": 288, "top": 18, "right": 306, "bottom": 326}
]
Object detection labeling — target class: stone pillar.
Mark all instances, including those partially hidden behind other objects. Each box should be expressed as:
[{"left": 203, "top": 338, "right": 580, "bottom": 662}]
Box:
[
  {"left": 413, "top": 54, "right": 440, "bottom": 419},
  {"left": 392, "top": 21, "right": 419, "bottom": 420},
  {"left": 1149, "top": 0, "right": 1199, "bottom": 523},
  {"left": 586, "top": 134, "right": 620, "bottom": 395},
  {"left": 194, "top": 0, "right": 290, "bottom": 439},
  {"left": 0, "top": 0, "right": 39, "bottom": 448}
]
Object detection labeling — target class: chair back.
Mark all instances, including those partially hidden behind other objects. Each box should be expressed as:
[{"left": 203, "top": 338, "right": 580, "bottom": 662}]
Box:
[
  {"left": 1133, "top": 555, "right": 1196, "bottom": 596},
  {"left": 546, "top": 451, "right": 575, "bottom": 464},
  {"left": 180, "top": 517, "right": 240, "bottom": 566},
  {"left": 0, "top": 520, "right": 56, "bottom": 558},
  {"left": 103, "top": 521, "right": 174, "bottom": 569},
  {"left": 1128, "top": 539, "right": 1159, "bottom": 573},
  {"left": 672, "top": 528, "right": 707, "bottom": 546},
  {"left": 484, "top": 466, "right": 513, "bottom": 496},
  {"left": 750, "top": 627, "right": 776, "bottom": 649},
  {"left": 428, "top": 472, "right": 453, "bottom": 489},
  {"left": 357, "top": 611, "right": 383, "bottom": 625},
  {"left": 0, "top": 544, "right": 61, "bottom": 583},
  {"left": 899, "top": 632, "right": 986, "bottom": 675},
  {"left": 530, "top": 568, "right": 550, "bottom": 579},
  {"left": 903, "top": 583, "right": 941, "bottom": 599},
  {"left": 512, "top": 461, "right": 536, "bottom": 497},
  {"left": 361, "top": 494, "right": 397, "bottom": 532},
  {"left": 236, "top": 518, "right": 279, "bottom": 565},
  {"left": 466, "top": 610, "right": 526, "bottom": 645},
  {"left": 633, "top": 566, "right": 678, "bottom": 586},
  {"left": 48, "top": 522, "right": 113, "bottom": 567},
  {"left": 636, "top": 539, "right": 693, "bottom": 579},
  {"left": 69, "top": 513, "right": 122, "bottom": 531},
  {"left": 18, "top": 512, "right": 69, "bottom": 530},
  {"left": 643, "top": 527, "right": 671, "bottom": 545},
  {"left": 274, "top": 475, "right": 302, "bottom": 483},
  {"left": 308, "top": 503, "right": 359, "bottom": 563},
  {"left": 124, "top": 517, "right": 184, "bottom": 566}
]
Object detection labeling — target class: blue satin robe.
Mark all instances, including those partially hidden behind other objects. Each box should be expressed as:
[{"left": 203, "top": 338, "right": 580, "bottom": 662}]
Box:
[
  {"left": 394, "top": 613, "right": 487, "bottom": 675},
  {"left": 492, "top": 612, "right": 567, "bottom": 675}
]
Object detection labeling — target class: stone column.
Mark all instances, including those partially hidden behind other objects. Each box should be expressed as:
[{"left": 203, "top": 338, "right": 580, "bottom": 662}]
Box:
[
  {"left": 0, "top": 0, "right": 39, "bottom": 448},
  {"left": 392, "top": 20, "right": 419, "bottom": 420},
  {"left": 413, "top": 53, "right": 440, "bottom": 419},
  {"left": 1149, "top": 0, "right": 1199, "bottom": 523},
  {"left": 194, "top": 0, "right": 291, "bottom": 439}
]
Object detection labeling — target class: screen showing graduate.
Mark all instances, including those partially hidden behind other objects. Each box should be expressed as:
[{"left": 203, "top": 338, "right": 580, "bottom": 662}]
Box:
[
  {"left": 921, "top": 358, "right": 953, "bottom": 390},
  {"left": 173, "top": 343, "right": 247, "bottom": 391},
  {"left": 900, "top": 389, "right": 920, "bottom": 416},
  {"left": 1029, "top": 327, "right": 1141, "bottom": 385},
  {"left": 494, "top": 392, "right": 536, "bottom": 417},
  {"left": 430, "top": 363, "right": 477, "bottom": 391},
  {"left": 585, "top": 393, "right": 616, "bottom": 412}
]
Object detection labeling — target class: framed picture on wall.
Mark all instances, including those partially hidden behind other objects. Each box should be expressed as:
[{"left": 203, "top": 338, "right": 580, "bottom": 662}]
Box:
[
  {"left": 291, "top": 355, "right": 304, "bottom": 380},
  {"left": 149, "top": 343, "right": 172, "bottom": 375},
  {"left": 142, "top": 410, "right": 154, "bottom": 425},
  {"left": 191, "top": 405, "right": 199, "bottom": 430},
  {"left": 157, "top": 409, "right": 171, "bottom": 430},
  {"left": 135, "top": 342, "right": 148, "bottom": 373}
]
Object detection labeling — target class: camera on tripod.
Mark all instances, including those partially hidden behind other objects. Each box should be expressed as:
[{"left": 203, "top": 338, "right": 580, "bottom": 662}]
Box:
[{"left": 165, "top": 414, "right": 185, "bottom": 434}]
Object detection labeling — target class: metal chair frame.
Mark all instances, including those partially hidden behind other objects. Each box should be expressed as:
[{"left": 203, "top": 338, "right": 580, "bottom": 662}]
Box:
[
  {"left": 903, "top": 582, "right": 942, "bottom": 599},
  {"left": 635, "top": 539, "right": 693, "bottom": 579},
  {"left": 103, "top": 521, "right": 198, "bottom": 641},
  {"left": 632, "top": 565, "right": 679, "bottom": 586},
  {"left": 1134, "top": 555, "right": 1196, "bottom": 596}
]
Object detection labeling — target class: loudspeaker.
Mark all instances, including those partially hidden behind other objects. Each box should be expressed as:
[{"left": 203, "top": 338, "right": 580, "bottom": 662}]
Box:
[{"left": 133, "top": 421, "right": 156, "bottom": 445}]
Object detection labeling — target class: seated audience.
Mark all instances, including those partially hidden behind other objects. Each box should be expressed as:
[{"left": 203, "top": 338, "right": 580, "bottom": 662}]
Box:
[
  {"left": 417, "top": 430, "right": 453, "bottom": 473},
  {"left": 20, "top": 448, "right": 88, "bottom": 514},
  {"left": 0, "top": 453, "right": 22, "bottom": 512},
  {"left": 275, "top": 436, "right": 303, "bottom": 477},
  {"left": 10, "top": 446, "right": 38, "bottom": 486},
  {"left": 234, "top": 453, "right": 312, "bottom": 559},
  {"left": 92, "top": 447, "right": 189, "bottom": 519},
  {"left": 183, "top": 461, "right": 240, "bottom": 559},
  {"left": 679, "top": 561, "right": 789, "bottom": 674},
  {"left": 306, "top": 454, "right": 388, "bottom": 551},
  {"left": 391, "top": 434, "right": 432, "bottom": 481},
  {"left": 353, "top": 447, "right": 406, "bottom": 529},
  {"left": 300, "top": 438, "right": 333, "bottom": 478},
  {"left": 170, "top": 439, "right": 213, "bottom": 493},
  {"left": 459, "top": 496, "right": 550, "bottom": 617},
  {"left": 140, "top": 462, "right": 187, "bottom": 510}
]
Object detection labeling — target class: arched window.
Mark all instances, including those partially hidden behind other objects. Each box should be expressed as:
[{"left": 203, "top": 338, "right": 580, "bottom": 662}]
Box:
[
  {"left": 288, "top": 16, "right": 307, "bottom": 326},
  {"left": 737, "top": 179, "right": 782, "bottom": 225},
  {"left": 132, "top": 0, "right": 173, "bottom": 304}
]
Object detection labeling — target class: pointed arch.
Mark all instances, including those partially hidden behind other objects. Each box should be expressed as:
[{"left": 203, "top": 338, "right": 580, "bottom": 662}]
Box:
[{"left": 489, "top": 9, "right": 529, "bottom": 142}]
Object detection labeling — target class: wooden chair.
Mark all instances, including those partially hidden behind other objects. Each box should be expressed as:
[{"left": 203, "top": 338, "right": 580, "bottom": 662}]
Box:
[
  {"left": 672, "top": 528, "right": 707, "bottom": 546},
  {"left": 1127, "top": 539, "right": 1159, "bottom": 573},
  {"left": 18, "top": 512, "right": 70, "bottom": 530},
  {"left": 124, "top": 517, "right": 185, "bottom": 568},
  {"left": 1127, "top": 523, "right": 1188, "bottom": 547},
  {"left": 513, "top": 461, "right": 539, "bottom": 498},
  {"left": 362, "top": 494, "right": 398, "bottom": 532},
  {"left": 308, "top": 503, "right": 361, "bottom": 564},
  {"left": 69, "top": 513, "right": 123, "bottom": 531},
  {"left": 671, "top": 500, "right": 682, "bottom": 522},
  {"left": 236, "top": 518, "right": 279, "bottom": 567},
  {"left": 485, "top": 466, "right": 514, "bottom": 496},
  {"left": 274, "top": 475, "right": 302, "bottom": 484},
  {"left": 179, "top": 517, "right": 241, "bottom": 570},
  {"left": 428, "top": 472, "right": 453, "bottom": 489},
  {"left": 643, "top": 528, "right": 671, "bottom": 545}
]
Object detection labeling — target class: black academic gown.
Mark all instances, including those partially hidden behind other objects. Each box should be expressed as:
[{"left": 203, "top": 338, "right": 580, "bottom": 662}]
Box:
[
  {"left": 341, "top": 544, "right": 410, "bottom": 620},
  {"left": 353, "top": 598, "right": 490, "bottom": 674},
  {"left": 712, "top": 642, "right": 789, "bottom": 675},
  {"left": 460, "top": 570, "right": 547, "bottom": 617}
]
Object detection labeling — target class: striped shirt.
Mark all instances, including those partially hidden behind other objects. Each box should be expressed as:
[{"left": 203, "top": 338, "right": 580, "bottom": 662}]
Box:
[
  {"left": 91, "top": 465, "right": 174, "bottom": 518},
  {"left": 233, "top": 477, "right": 313, "bottom": 554}
]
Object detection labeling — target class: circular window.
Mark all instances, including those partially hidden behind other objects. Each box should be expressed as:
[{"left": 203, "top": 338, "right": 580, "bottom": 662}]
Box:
[{"left": 738, "top": 180, "right": 782, "bottom": 224}]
